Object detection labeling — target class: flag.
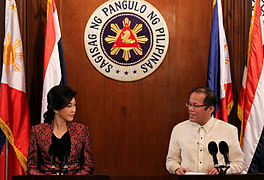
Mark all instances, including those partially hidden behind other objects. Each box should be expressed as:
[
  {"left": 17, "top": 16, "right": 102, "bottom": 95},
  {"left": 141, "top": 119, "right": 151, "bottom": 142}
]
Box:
[
  {"left": 0, "top": 0, "right": 31, "bottom": 180},
  {"left": 238, "top": 0, "right": 264, "bottom": 173},
  {"left": 41, "top": 0, "right": 67, "bottom": 123},
  {"left": 206, "top": 0, "right": 233, "bottom": 122}
]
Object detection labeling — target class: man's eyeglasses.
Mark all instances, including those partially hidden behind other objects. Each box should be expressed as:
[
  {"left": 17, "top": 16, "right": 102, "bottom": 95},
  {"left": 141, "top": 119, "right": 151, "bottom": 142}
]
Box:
[{"left": 185, "top": 102, "right": 207, "bottom": 109}]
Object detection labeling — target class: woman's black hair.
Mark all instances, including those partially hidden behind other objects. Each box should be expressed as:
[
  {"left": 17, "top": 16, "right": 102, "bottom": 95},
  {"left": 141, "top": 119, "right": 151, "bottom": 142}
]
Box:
[{"left": 43, "top": 85, "right": 77, "bottom": 123}]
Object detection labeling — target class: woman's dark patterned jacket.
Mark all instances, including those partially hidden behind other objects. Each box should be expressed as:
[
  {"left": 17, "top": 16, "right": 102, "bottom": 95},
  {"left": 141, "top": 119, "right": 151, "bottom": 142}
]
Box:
[{"left": 27, "top": 121, "right": 94, "bottom": 175}]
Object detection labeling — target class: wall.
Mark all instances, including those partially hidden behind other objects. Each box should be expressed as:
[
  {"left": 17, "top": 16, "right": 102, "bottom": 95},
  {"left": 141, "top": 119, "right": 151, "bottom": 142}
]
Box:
[
  {"left": 58, "top": 0, "right": 210, "bottom": 177},
  {"left": 0, "top": 0, "right": 251, "bottom": 179}
]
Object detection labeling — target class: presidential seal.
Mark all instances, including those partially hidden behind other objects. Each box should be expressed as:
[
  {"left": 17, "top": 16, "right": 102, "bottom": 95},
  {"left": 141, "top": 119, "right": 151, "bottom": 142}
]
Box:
[{"left": 84, "top": 0, "right": 169, "bottom": 81}]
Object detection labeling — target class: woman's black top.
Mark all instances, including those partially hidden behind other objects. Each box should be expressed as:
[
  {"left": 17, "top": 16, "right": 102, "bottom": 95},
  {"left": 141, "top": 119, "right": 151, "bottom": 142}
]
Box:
[{"left": 50, "top": 131, "right": 71, "bottom": 162}]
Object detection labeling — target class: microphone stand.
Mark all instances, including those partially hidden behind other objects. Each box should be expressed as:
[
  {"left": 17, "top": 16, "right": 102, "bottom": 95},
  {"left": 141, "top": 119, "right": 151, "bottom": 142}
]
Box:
[{"left": 215, "top": 165, "right": 230, "bottom": 175}]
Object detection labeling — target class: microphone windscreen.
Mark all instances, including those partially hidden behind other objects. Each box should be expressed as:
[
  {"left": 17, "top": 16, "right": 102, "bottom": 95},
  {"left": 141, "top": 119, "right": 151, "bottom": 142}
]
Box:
[
  {"left": 219, "top": 141, "right": 229, "bottom": 155},
  {"left": 208, "top": 141, "right": 218, "bottom": 155}
]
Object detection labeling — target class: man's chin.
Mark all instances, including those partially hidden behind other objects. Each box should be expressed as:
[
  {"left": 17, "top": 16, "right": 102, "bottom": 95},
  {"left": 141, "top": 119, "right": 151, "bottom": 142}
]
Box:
[{"left": 189, "top": 118, "right": 195, "bottom": 122}]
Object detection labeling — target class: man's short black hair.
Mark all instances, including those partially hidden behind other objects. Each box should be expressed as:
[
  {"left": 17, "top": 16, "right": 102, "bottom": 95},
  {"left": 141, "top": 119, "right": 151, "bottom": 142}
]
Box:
[{"left": 191, "top": 87, "right": 217, "bottom": 109}]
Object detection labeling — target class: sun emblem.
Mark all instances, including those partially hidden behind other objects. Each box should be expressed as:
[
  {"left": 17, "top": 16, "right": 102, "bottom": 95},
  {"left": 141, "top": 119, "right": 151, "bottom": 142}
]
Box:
[
  {"left": 11, "top": 2, "right": 17, "bottom": 11},
  {"left": 3, "top": 33, "right": 23, "bottom": 76},
  {"left": 104, "top": 17, "right": 149, "bottom": 61}
]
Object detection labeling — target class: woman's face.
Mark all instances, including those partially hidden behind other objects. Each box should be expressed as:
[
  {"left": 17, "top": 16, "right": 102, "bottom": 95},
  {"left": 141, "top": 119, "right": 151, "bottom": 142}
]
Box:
[{"left": 54, "top": 97, "right": 76, "bottom": 122}]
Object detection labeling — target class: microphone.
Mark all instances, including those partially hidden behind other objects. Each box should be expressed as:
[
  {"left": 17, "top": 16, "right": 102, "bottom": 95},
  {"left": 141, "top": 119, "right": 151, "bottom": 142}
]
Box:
[
  {"left": 49, "top": 145, "right": 56, "bottom": 174},
  {"left": 63, "top": 153, "right": 69, "bottom": 174},
  {"left": 208, "top": 141, "right": 219, "bottom": 167},
  {"left": 51, "top": 154, "right": 56, "bottom": 174},
  {"left": 63, "top": 144, "right": 71, "bottom": 174},
  {"left": 219, "top": 141, "right": 230, "bottom": 165}
]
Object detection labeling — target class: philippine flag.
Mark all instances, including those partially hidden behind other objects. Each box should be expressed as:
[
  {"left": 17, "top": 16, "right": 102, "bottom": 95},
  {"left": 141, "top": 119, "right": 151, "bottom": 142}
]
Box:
[
  {"left": 0, "top": 0, "right": 30, "bottom": 179},
  {"left": 206, "top": 0, "right": 234, "bottom": 122}
]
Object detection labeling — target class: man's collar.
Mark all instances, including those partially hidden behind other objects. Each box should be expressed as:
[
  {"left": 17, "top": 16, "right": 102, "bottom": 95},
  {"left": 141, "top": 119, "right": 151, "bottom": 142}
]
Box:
[{"left": 201, "top": 116, "right": 214, "bottom": 133}]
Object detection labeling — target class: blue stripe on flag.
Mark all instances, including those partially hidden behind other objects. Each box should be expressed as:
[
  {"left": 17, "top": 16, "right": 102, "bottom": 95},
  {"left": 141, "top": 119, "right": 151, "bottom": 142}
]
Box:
[
  {"left": 206, "top": 0, "right": 220, "bottom": 116},
  {"left": 58, "top": 39, "right": 67, "bottom": 85},
  {"left": 0, "top": 129, "right": 5, "bottom": 154},
  {"left": 248, "top": 127, "right": 264, "bottom": 173}
]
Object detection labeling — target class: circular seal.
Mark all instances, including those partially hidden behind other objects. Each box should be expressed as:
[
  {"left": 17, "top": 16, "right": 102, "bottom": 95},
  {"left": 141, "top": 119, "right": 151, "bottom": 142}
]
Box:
[{"left": 84, "top": 0, "right": 169, "bottom": 81}]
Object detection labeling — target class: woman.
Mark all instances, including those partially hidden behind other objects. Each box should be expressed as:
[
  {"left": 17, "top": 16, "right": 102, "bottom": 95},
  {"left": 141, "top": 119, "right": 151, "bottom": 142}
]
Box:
[{"left": 27, "top": 85, "right": 94, "bottom": 175}]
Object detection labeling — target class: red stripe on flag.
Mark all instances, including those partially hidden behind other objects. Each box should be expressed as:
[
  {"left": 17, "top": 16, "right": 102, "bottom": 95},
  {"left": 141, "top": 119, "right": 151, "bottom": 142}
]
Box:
[
  {"left": 215, "top": 83, "right": 233, "bottom": 122},
  {"left": 0, "top": 84, "right": 30, "bottom": 171},
  {"left": 43, "top": 0, "right": 56, "bottom": 82}
]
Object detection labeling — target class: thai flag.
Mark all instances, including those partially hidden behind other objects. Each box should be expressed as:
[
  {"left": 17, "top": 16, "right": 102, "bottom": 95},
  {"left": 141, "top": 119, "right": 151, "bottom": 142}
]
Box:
[
  {"left": 206, "top": 0, "right": 233, "bottom": 122},
  {"left": 41, "top": 0, "right": 67, "bottom": 123},
  {"left": 238, "top": 0, "right": 264, "bottom": 173}
]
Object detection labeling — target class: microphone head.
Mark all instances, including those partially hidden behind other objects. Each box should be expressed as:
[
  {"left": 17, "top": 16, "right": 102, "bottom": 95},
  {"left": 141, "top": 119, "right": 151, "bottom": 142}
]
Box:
[
  {"left": 219, "top": 141, "right": 229, "bottom": 155},
  {"left": 208, "top": 141, "right": 218, "bottom": 155}
]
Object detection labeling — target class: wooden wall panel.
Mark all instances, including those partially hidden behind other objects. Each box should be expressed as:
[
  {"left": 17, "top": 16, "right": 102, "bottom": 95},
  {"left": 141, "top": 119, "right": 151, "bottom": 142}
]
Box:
[
  {"left": 26, "top": 0, "right": 46, "bottom": 126},
  {"left": 59, "top": 0, "right": 212, "bottom": 177},
  {"left": 0, "top": 0, "right": 251, "bottom": 179}
]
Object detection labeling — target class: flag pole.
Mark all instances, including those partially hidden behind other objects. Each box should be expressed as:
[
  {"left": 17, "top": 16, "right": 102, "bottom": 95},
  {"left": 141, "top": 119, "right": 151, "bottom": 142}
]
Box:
[{"left": 5, "top": 138, "right": 8, "bottom": 180}]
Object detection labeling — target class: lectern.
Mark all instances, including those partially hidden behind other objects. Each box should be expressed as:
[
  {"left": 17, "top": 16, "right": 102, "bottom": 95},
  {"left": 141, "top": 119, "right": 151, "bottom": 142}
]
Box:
[
  {"left": 12, "top": 175, "right": 109, "bottom": 180},
  {"left": 178, "top": 174, "right": 264, "bottom": 180}
]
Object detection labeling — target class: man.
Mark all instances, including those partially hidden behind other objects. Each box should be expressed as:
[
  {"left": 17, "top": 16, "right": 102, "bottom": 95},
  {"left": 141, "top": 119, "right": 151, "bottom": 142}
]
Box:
[{"left": 166, "top": 87, "right": 244, "bottom": 175}]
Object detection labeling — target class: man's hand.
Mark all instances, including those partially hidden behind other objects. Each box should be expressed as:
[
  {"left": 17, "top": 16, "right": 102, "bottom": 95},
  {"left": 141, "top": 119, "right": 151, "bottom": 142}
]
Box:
[
  {"left": 206, "top": 166, "right": 219, "bottom": 175},
  {"left": 175, "top": 168, "right": 188, "bottom": 175}
]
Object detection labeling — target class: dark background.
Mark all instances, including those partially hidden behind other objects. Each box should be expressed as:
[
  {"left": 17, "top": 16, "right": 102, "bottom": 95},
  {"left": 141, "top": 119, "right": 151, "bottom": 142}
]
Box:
[{"left": 0, "top": 0, "right": 251, "bottom": 179}]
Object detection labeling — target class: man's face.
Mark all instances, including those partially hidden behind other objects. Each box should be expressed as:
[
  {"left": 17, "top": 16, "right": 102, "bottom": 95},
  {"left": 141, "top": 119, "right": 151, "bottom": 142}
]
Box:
[{"left": 187, "top": 92, "right": 214, "bottom": 125}]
